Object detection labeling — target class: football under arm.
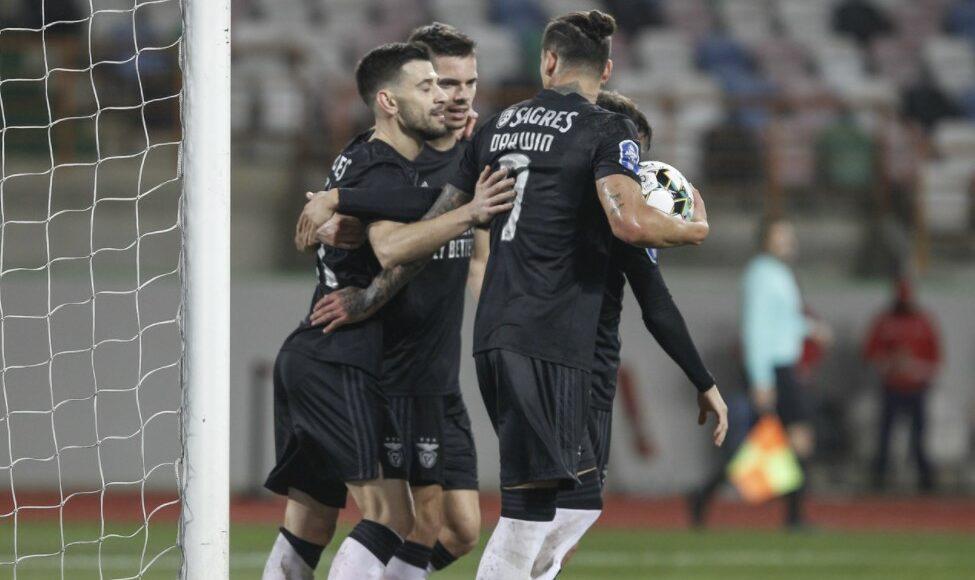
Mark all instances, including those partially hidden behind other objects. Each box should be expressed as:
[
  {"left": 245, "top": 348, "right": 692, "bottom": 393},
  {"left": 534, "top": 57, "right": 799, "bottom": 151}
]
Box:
[
  {"left": 467, "top": 228, "right": 490, "bottom": 302},
  {"left": 366, "top": 183, "right": 476, "bottom": 269},
  {"left": 596, "top": 174, "right": 709, "bottom": 248}
]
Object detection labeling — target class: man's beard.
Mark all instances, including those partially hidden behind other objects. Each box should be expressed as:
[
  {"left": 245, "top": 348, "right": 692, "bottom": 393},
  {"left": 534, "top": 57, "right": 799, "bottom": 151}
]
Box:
[{"left": 400, "top": 103, "right": 447, "bottom": 142}]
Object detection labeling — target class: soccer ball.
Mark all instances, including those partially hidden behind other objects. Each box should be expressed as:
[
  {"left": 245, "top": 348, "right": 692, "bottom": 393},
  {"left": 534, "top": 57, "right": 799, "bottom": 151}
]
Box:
[{"left": 638, "top": 160, "right": 694, "bottom": 221}]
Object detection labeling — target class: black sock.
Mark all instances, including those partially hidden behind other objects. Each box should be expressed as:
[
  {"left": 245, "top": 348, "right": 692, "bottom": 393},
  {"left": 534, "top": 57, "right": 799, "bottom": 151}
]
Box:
[
  {"left": 279, "top": 527, "right": 325, "bottom": 569},
  {"left": 393, "top": 540, "right": 433, "bottom": 569},
  {"left": 500, "top": 487, "right": 558, "bottom": 522},
  {"left": 429, "top": 541, "right": 458, "bottom": 571},
  {"left": 555, "top": 470, "right": 603, "bottom": 511},
  {"left": 786, "top": 460, "right": 808, "bottom": 526},
  {"left": 348, "top": 519, "right": 403, "bottom": 565}
]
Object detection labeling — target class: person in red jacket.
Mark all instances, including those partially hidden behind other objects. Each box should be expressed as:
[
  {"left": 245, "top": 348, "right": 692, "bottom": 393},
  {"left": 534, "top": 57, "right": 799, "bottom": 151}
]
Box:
[{"left": 863, "top": 277, "right": 941, "bottom": 492}]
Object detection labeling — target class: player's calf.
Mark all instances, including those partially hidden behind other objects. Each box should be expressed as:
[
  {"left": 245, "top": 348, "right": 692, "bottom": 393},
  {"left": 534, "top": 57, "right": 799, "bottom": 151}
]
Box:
[
  {"left": 434, "top": 488, "right": 481, "bottom": 568},
  {"left": 386, "top": 484, "right": 444, "bottom": 580},
  {"left": 262, "top": 490, "right": 339, "bottom": 580},
  {"left": 327, "top": 478, "right": 412, "bottom": 580}
]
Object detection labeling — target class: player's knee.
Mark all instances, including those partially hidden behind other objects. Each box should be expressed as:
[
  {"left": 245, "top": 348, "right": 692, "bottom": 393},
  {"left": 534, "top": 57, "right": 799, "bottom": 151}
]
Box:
[
  {"left": 446, "top": 519, "right": 480, "bottom": 556},
  {"left": 385, "top": 509, "right": 415, "bottom": 539},
  {"left": 363, "top": 500, "right": 414, "bottom": 539}
]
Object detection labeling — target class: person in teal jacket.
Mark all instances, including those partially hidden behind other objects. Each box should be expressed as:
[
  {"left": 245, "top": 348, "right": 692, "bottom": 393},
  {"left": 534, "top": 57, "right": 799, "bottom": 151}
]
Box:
[{"left": 691, "top": 216, "right": 829, "bottom": 529}]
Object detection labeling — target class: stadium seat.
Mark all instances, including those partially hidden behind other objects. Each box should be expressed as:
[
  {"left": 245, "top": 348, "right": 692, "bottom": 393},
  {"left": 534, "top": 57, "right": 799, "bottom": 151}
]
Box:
[
  {"left": 720, "top": 0, "right": 774, "bottom": 47},
  {"left": 924, "top": 36, "right": 975, "bottom": 97},
  {"left": 430, "top": 0, "right": 489, "bottom": 30},
  {"left": 921, "top": 159, "right": 973, "bottom": 233},
  {"left": 778, "top": 0, "right": 836, "bottom": 44},
  {"left": 464, "top": 25, "right": 521, "bottom": 82},
  {"left": 634, "top": 30, "right": 693, "bottom": 74},
  {"left": 933, "top": 120, "right": 975, "bottom": 158}
]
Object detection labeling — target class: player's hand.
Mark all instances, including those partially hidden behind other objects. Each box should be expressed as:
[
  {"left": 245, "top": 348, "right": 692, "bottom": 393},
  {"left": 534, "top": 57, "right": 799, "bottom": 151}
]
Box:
[
  {"left": 689, "top": 186, "right": 708, "bottom": 225},
  {"left": 697, "top": 385, "right": 728, "bottom": 447},
  {"left": 751, "top": 387, "right": 776, "bottom": 415},
  {"left": 295, "top": 190, "right": 338, "bottom": 251},
  {"left": 468, "top": 165, "right": 516, "bottom": 226},
  {"left": 315, "top": 213, "right": 366, "bottom": 250},
  {"left": 309, "top": 287, "right": 374, "bottom": 333},
  {"left": 462, "top": 109, "right": 479, "bottom": 140}
]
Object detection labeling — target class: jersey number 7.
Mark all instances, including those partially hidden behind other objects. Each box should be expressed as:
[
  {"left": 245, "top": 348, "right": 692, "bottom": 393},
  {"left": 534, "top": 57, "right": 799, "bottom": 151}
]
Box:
[{"left": 499, "top": 153, "right": 531, "bottom": 241}]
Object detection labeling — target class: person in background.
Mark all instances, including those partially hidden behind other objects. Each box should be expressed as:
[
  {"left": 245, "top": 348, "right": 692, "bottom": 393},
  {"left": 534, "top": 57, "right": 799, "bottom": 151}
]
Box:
[
  {"left": 863, "top": 277, "right": 942, "bottom": 492},
  {"left": 690, "top": 217, "right": 828, "bottom": 529}
]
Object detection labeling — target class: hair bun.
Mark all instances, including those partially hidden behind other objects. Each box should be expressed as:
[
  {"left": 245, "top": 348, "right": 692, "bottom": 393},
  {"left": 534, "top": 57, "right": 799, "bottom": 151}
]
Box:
[{"left": 585, "top": 10, "right": 617, "bottom": 40}]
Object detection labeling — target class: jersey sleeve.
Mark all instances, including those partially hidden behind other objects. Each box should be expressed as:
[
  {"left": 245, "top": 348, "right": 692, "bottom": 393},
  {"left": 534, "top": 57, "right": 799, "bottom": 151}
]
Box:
[
  {"left": 447, "top": 126, "right": 484, "bottom": 195},
  {"left": 337, "top": 185, "right": 439, "bottom": 222},
  {"left": 592, "top": 114, "right": 642, "bottom": 184},
  {"left": 615, "top": 241, "right": 715, "bottom": 393}
]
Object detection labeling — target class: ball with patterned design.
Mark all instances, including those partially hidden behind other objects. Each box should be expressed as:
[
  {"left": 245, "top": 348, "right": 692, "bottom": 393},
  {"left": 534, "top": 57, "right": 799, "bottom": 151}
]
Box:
[{"left": 638, "top": 160, "right": 695, "bottom": 221}]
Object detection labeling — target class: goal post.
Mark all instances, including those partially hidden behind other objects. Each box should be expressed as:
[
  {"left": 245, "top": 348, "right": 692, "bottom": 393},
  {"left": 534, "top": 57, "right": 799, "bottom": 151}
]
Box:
[
  {"left": 180, "top": 0, "right": 231, "bottom": 577},
  {"left": 0, "top": 0, "right": 229, "bottom": 576}
]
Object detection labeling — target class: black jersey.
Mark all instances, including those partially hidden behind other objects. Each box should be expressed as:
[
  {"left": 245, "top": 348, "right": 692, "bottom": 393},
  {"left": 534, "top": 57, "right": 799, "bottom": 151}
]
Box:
[
  {"left": 448, "top": 89, "right": 642, "bottom": 369},
  {"left": 591, "top": 242, "right": 714, "bottom": 411},
  {"left": 282, "top": 138, "right": 420, "bottom": 377},
  {"left": 380, "top": 141, "right": 473, "bottom": 396}
]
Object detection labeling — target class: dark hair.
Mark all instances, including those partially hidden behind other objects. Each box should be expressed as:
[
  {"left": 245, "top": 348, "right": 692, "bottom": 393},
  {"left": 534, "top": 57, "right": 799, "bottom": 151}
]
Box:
[
  {"left": 596, "top": 90, "right": 652, "bottom": 150},
  {"left": 355, "top": 42, "right": 431, "bottom": 106},
  {"left": 542, "top": 10, "right": 616, "bottom": 72},
  {"left": 408, "top": 22, "right": 476, "bottom": 58}
]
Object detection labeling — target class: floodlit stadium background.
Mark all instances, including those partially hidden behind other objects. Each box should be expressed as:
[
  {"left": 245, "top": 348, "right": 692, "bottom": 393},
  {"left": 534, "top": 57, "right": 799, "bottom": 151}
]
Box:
[{"left": 2, "top": 0, "right": 975, "bottom": 578}]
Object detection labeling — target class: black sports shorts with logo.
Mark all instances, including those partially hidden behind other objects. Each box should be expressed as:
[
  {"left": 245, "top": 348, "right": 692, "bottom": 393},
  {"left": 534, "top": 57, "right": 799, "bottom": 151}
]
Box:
[
  {"left": 264, "top": 349, "right": 404, "bottom": 508},
  {"left": 474, "top": 348, "right": 591, "bottom": 488},
  {"left": 387, "top": 392, "right": 479, "bottom": 489}
]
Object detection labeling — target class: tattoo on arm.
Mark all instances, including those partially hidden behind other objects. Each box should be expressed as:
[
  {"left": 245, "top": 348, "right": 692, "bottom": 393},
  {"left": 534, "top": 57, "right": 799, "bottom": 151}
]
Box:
[
  {"left": 353, "top": 261, "right": 425, "bottom": 317},
  {"left": 352, "top": 183, "right": 473, "bottom": 317},
  {"left": 606, "top": 191, "right": 624, "bottom": 217},
  {"left": 422, "top": 183, "right": 472, "bottom": 220}
]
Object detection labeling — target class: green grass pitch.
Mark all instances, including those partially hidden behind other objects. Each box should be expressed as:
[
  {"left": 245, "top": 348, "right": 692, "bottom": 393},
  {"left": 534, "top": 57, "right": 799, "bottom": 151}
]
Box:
[{"left": 2, "top": 522, "right": 974, "bottom": 579}]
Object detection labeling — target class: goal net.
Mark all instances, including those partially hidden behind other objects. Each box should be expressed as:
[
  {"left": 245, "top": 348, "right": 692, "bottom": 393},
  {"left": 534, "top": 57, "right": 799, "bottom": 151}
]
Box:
[{"left": 0, "top": 1, "right": 228, "bottom": 578}]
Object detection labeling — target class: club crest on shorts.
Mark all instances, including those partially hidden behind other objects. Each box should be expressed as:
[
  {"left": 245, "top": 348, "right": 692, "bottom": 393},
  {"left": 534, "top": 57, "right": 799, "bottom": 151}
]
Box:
[
  {"left": 416, "top": 438, "right": 439, "bottom": 469},
  {"left": 384, "top": 438, "right": 404, "bottom": 468}
]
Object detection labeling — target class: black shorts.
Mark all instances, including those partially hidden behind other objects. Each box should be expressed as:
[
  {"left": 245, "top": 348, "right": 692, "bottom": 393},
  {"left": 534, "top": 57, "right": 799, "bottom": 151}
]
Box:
[
  {"left": 587, "top": 407, "right": 613, "bottom": 488},
  {"left": 475, "top": 349, "right": 591, "bottom": 488},
  {"left": 387, "top": 392, "right": 479, "bottom": 490},
  {"left": 442, "top": 392, "right": 479, "bottom": 491},
  {"left": 263, "top": 349, "right": 404, "bottom": 508},
  {"left": 389, "top": 394, "right": 446, "bottom": 487},
  {"left": 774, "top": 365, "right": 812, "bottom": 426}
]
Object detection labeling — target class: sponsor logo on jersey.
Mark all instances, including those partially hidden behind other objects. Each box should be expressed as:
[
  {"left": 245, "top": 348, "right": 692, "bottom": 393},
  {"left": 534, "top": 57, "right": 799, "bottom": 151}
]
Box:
[
  {"left": 618, "top": 140, "right": 640, "bottom": 174},
  {"left": 384, "top": 438, "right": 404, "bottom": 468},
  {"left": 496, "top": 107, "right": 515, "bottom": 129},
  {"left": 416, "top": 438, "right": 439, "bottom": 469},
  {"left": 504, "top": 105, "right": 577, "bottom": 133}
]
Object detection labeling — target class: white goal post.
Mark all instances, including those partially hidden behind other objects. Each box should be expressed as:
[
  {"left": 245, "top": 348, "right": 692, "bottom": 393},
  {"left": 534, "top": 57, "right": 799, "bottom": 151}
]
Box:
[
  {"left": 0, "top": 0, "right": 229, "bottom": 577},
  {"left": 180, "top": 0, "right": 231, "bottom": 578}
]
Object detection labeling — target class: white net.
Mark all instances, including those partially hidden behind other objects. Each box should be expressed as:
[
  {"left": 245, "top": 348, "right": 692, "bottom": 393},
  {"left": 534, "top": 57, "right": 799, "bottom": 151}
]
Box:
[{"left": 1, "top": 0, "right": 185, "bottom": 577}]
